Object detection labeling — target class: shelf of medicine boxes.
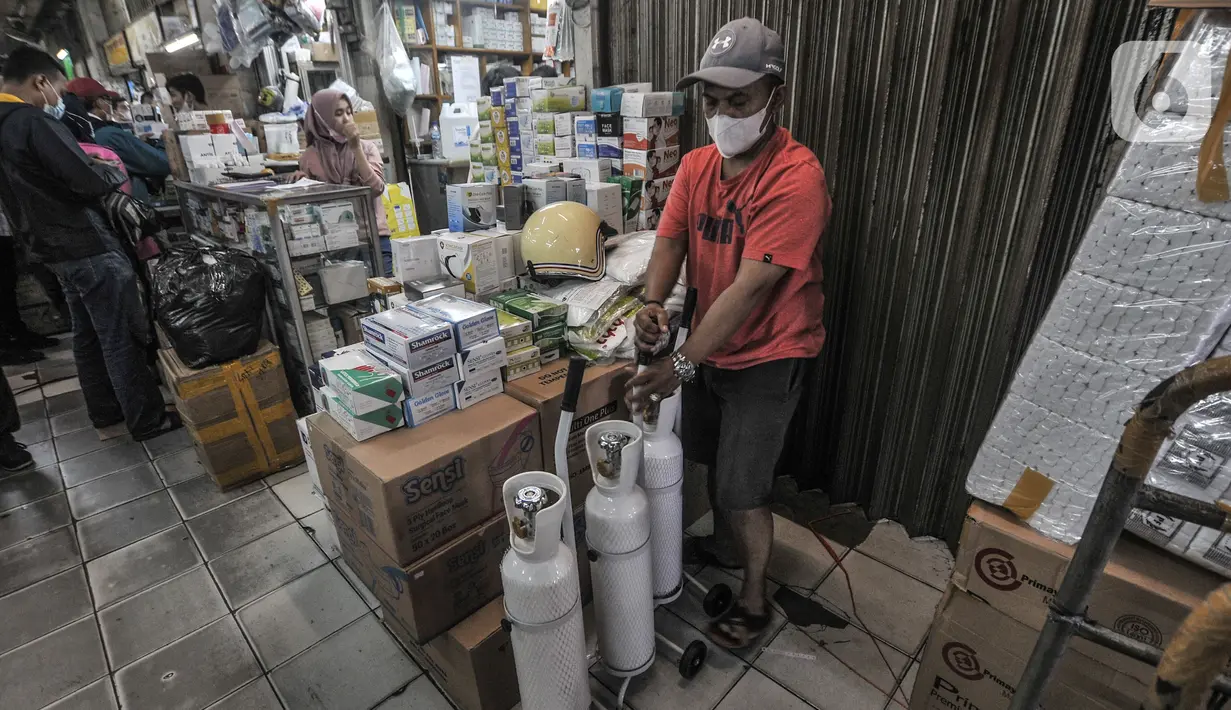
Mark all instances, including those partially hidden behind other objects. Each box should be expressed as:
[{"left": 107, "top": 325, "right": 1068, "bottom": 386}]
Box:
[{"left": 173, "top": 180, "right": 383, "bottom": 414}]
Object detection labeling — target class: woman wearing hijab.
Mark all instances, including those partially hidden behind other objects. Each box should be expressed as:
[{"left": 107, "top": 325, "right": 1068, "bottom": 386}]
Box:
[{"left": 296, "top": 89, "right": 391, "bottom": 274}]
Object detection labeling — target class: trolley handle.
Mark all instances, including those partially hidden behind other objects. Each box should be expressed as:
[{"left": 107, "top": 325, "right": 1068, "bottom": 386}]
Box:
[
  {"left": 561, "top": 356, "right": 587, "bottom": 413},
  {"left": 666, "top": 287, "right": 698, "bottom": 352}
]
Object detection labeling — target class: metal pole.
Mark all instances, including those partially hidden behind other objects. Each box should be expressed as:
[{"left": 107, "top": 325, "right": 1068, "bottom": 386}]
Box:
[
  {"left": 1008, "top": 469, "right": 1143, "bottom": 710},
  {"left": 1136, "top": 485, "right": 1230, "bottom": 530},
  {"left": 1069, "top": 617, "right": 1231, "bottom": 696}
]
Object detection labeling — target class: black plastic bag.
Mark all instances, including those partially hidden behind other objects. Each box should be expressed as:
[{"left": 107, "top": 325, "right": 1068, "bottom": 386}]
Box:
[{"left": 153, "top": 245, "right": 266, "bottom": 368}]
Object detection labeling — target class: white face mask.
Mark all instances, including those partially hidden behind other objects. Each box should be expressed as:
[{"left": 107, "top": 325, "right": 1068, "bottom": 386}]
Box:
[{"left": 705, "top": 88, "right": 778, "bottom": 158}]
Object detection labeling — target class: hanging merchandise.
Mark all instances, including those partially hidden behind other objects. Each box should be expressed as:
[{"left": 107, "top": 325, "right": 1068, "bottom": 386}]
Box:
[
  {"left": 153, "top": 246, "right": 267, "bottom": 368},
  {"left": 366, "top": 2, "right": 419, "bottom": 116},
  {"left": 216, "top": 0, "right": 329, "bottom": 68}
]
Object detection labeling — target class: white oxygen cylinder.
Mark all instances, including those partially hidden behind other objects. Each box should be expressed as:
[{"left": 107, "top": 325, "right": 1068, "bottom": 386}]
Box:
[
  {"left": 585, "top": 421, "right": 657, "bottom": 677},
  {"left": 640, "top": 391, "right": 686, "bottom": 603},
  {"left": 500, "top": 472, "right": 590, "bottom": 710}
]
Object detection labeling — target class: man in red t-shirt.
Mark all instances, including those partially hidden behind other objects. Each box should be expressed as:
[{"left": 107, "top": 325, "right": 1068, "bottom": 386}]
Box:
[{"left": 627, "top": 17, "right": 831, "bottom": 649}]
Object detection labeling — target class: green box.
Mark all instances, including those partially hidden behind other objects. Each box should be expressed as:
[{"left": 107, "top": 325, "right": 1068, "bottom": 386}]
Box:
[{"left": 490, "top": 290, "right": 568, "bottom": 329}]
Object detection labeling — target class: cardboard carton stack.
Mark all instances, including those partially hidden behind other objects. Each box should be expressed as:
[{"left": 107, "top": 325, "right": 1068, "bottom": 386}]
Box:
[
  {"left": 157, "top": 341, "right": 304, "bottom": 489},
  {"left": 502, "top": 76, "right": 580, "bottom": 184},
  {"left": 911, "top": 502, "right": 1224, "bottom": 710}
]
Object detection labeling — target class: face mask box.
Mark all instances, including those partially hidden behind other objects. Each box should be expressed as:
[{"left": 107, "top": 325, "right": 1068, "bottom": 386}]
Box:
[
  {"left": 597, "top": 137, "right": 623, "bottom": 159},
  {"left": 576, "top": 142, "right": 598, "bottom": 159},
  {"left": 641, "top": 176, "right": 675, "bottom": 211},
  {"left": 620, "top": 91, "right": 678, "bottom": 118},
  {"left": 522, "top": 177, "right": 568, "bottom": 211},
  {"left": 361, "top": 308, "right": 457, "bottom": 370},
  {"left": 468, "top": 229, "right": 517, "bottom": 282},
  {"left": 435, "top": 233, "right": 502, "bottom": 297},
  {"left": 586, "top": 183, "right": 624, "bottom": 229},
  {"left": 574, "top": 113, "right": 597, "bottom": 140},
  {"left": 560, "top": 176, "right": 586, "bottom": 204},
  {"left": 533, "top": 113, "right": 557, "bottom": 136},
  {"left": 554, "top": 113, "right": 575, "bottom": 136},
  {"left": 524, "top": 161, "right": 562, "bottom": 178},
  {"left": 595, "top": 113, "right": 622, "bottom": 137},
  {"left": 562, "top": 158, "right": 612, "bottom": 184},
  {"left": 446, "top": 183, "right": 498, "bottom": 232},
  {"left": 589, "top": 87, "right": 624, "bottom": 113},
  {"left": 606, "top": 175, "right": 644, "bottom": 224},
  {"left": 554, "top": 136, "right": 575, "bottom": 159},
  {"left": 534, "top": 135, "right": 556, "bottom": 157},
  {"left": 531, "top": 86, "right": 587, "bottom": 113},
  {"left": 623, "top": 116, "right": 680, "bottom": 150},
  {"left": 623, "top": 146, "right": 681, "bottom": 181},
  {"left": 406, "top": 294, "right": 500, "bottom": 350}
]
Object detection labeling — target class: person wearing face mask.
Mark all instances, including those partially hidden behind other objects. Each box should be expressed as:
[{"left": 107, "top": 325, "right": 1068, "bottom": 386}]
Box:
[
  {"left": 65, "top": 78, "right": 169, "bottom": 200},
  {"left": 166, "top": 73, "right": 206, "bottom": 114},
  {"left": 294, "top": 89, "right": 391, "bottom": 274},
  {"left": 0, "top": 47, "right": 181, "bottom": 442},
  {"left": 626, "top": 17, "right": 831, "bottom": 650}
]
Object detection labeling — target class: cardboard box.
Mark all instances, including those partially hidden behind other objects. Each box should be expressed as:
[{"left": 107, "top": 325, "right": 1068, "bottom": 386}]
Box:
[
  {"left": 406, "top": 294, "right": 500, "bottom": 350},
  {"left": 620, "top": 91, "right": 678, "bottom": 117},
  {"left": 157, "top": 342, "right": 303, "bottom": 489},
  {"left": 623, "top": 116, "right": 680, "bottom": 150},
  {"left": 522, "top": 177, "right": 568, "bottom": 211},
  {"left": 331, "top": 506, "right": 509, "bottom": 644},
  {"left": 434, "top": 233, "right": 502, "bottom": 297},
  {"left": 456, "top": 336, "right": 509, "bottom": 378},
  {"left": 454, "top": 369, "right": 504, "bottom": 409},
  {"left": 623, "top": 146, "right": 681, "bottom": 181},
  {"left": 309, "top": 394, "right": 541, "bottom": 566},
  {"left": 952, "top": 502, "right": 1223, "bottom": 681},
  {"left": 404, "top": 387, "right": 457, "bottom": 427},
  {"left": 391, "top": 236, "right": 439, "bottom": 285},
  {"left": 384, "top": 597, "right": 519, "bottom": 710},
  {"left": 361, "top": 309, "right": 457, "bottom": 370},
  {"left": 318, "top": 350, "right": 405, "bottom": 414},
  {"left": 446, "top": 183, "right": 498, "bottom": 232},
  {"left": 560, "top": 176, "right": 586, "bottom": 204},
  {"left": 913, "top": 586, "right": 1144, "bottom": 710},
  {"left": 323, "top": 387, "right": 405, "bottom": 441},
  {"left": 504, "top": 360, "right": 631, "bottom": 503}
]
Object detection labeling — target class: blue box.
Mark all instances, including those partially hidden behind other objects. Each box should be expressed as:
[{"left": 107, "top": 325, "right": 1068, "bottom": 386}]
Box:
[
  {"left": 590, "top": 87, "right": 624, "bottom": 113},
  {"left": 512, "top": 171, "right": 523, "bottom": 184},
  {"left": 490, "top": 87, "right": 505, "bottom": 106},
  {"left": 508, "top": 118, "right": 520, "bottom": 137},
  {"left": 577, "top": 142, "right": 598, "bottom": 159},
  {"left": 510, "top": 154, "right": 523, "bottom": 171},
  {"left": 597, "top": 137, "right": 623, "bottom": 159}
]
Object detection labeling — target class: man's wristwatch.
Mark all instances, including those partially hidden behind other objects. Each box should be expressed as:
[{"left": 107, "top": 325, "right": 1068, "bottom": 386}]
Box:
[{"left": 671, "top": 351, "right": 698, "bottom": 384}]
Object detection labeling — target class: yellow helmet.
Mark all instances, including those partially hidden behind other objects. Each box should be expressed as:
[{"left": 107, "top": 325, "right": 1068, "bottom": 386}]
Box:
[{"left": 519, "top": 201, "right": 609, "bottom": 281}]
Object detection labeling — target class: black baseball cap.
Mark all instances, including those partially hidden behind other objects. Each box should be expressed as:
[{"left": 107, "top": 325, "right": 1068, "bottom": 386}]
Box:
[{"left": 678, "top": 18, "right": 785, "bottom": 90}]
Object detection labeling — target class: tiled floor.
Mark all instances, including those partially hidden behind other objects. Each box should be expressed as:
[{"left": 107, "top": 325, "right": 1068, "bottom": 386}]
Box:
[{"left": 1, "top": 345, "right": 953, "bottom": 710}]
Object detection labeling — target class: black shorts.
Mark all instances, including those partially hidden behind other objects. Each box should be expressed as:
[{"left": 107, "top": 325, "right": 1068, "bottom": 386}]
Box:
[{"left": 681, "top": 358, "right": 808, "bottom": 511}]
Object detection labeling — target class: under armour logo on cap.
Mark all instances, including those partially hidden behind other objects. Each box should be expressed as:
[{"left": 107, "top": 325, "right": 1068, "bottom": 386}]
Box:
[{"left": 710, "top": 30, "right": 736, "bottom": 55}]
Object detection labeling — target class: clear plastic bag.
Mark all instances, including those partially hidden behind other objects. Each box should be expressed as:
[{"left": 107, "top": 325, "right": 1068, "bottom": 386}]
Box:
[{"left": 366, "top": 3, "right": 418, "bottom": 115}]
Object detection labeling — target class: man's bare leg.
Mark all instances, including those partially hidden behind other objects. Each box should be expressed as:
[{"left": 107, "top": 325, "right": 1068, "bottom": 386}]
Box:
[{"left": 727, "top": 505, "right": 774, "bottom": 615}]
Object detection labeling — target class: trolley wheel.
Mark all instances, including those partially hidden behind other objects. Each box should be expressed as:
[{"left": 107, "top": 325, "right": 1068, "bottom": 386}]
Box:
[
  {"left": 703, "top": 583, "right": 734, "bottom": 618},
  {"left": 679, "top": 640, "right": 707, "bottom": 679}
]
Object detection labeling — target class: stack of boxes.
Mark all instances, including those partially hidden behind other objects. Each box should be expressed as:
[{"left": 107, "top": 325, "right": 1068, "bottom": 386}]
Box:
[
  {"left": 490, "top": 289, "right": 569, "bottom": 367},
  {"left": 491, "top": 90, "right": 514, "bottom": 185},
  {"left": 502, "top": 76, "right": 583, "bottom": 184},
  {"left": 462, "top": 6, "right": 525, "bottom": 51},
  {"left": 431, "top": 1, "right": 456, "bottom": 46},
  {"left": 621, "top": 90, "right": 683, "bottom": 231},
  {"left": 530, "top": 12, "right": 547, "bottom": 54},
  {"left": 469, "top": 97, "right": 498, "bottom": 184}
]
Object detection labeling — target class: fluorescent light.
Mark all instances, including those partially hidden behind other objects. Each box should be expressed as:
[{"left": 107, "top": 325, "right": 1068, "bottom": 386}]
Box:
[
  {"left": 163, "top": 32, "right": 199, "bottom": 53},
  {"left": 55, "top": 48, "right": 68, "bottom": 60}
]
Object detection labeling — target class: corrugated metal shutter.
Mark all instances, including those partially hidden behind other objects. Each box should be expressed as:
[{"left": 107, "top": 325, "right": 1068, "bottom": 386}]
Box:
[{"left": 603, "top": 0, "right": 1172, "bottom": 544}]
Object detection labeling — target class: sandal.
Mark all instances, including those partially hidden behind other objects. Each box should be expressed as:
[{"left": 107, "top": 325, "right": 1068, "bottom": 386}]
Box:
[{"left": 708, "top": 601, "right": 772, "bottom": 650}]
